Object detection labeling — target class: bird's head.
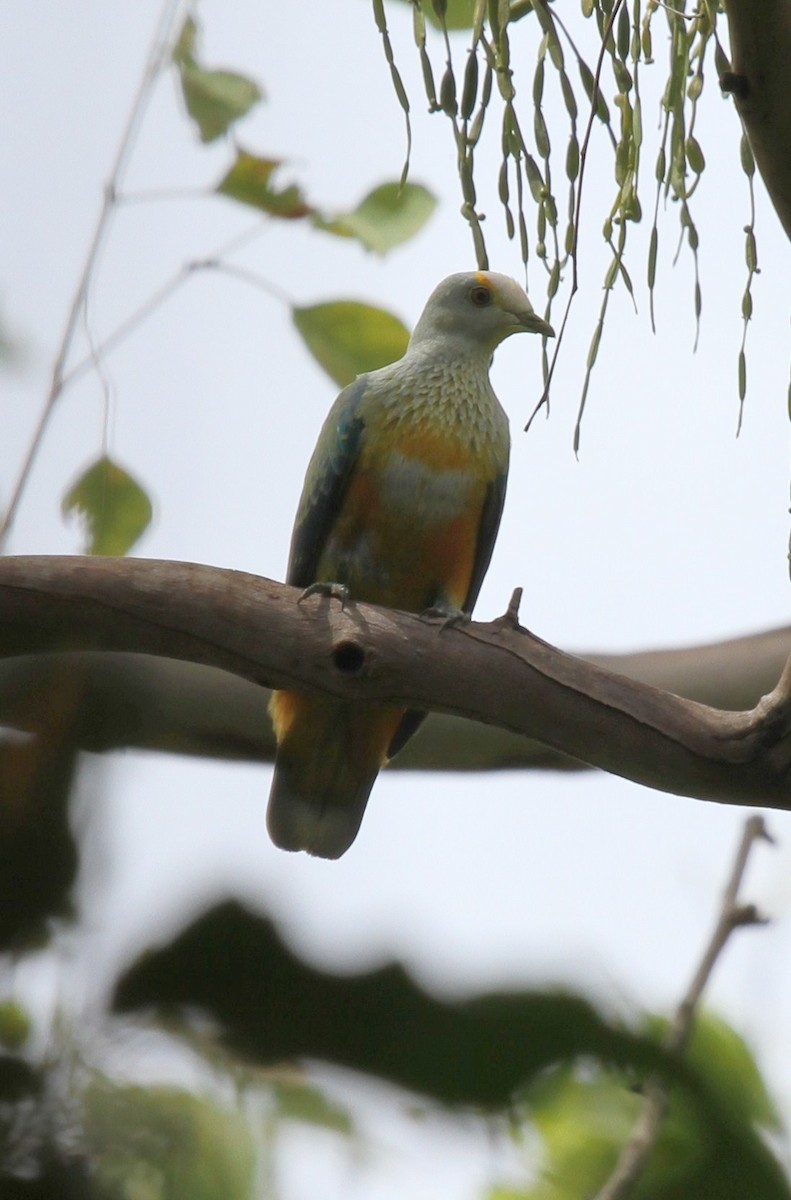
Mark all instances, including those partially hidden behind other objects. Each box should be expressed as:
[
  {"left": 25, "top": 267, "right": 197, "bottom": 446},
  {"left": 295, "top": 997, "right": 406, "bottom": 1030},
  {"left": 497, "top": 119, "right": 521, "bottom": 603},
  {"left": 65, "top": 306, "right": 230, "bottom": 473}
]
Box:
[{"left": 409, "top": 271, "right": 554, "bottom": 357}]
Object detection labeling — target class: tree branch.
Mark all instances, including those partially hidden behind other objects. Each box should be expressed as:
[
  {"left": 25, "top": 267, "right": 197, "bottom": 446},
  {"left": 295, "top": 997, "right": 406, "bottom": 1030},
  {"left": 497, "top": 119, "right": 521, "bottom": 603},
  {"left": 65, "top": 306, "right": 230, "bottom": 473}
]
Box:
[
  {"left": 2, "top": 625, "right": 789, "bottom": 771},
  {"left": 722, "top": 0, "right": 791, "bottom": 240},
  {"left": 2, "top": 556, "right": 791, "bottom": 810},
  {"left": 593, "top": 815, "right": 773, "bottom": 1200}
]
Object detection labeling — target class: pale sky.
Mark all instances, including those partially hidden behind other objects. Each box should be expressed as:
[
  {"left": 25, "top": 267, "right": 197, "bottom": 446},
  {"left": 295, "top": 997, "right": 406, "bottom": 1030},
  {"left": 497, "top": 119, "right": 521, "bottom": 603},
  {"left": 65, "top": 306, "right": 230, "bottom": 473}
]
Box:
[{"left": 3, "top": 2, "right": 791, "bottom": 1195}]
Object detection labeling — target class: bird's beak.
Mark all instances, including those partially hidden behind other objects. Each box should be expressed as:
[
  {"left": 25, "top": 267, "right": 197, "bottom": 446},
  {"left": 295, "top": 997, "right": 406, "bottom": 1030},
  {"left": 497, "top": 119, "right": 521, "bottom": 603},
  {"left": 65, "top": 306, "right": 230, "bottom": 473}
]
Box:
[{"left": 517, "top": 309, "right": 555, "bottom": 338}]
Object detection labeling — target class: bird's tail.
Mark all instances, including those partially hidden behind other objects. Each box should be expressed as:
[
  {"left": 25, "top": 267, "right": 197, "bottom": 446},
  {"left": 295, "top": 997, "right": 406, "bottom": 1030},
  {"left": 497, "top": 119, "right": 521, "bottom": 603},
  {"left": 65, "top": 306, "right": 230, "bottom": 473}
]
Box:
[{"left": 267, "top": 690, "right": 403, "bottom": 858}]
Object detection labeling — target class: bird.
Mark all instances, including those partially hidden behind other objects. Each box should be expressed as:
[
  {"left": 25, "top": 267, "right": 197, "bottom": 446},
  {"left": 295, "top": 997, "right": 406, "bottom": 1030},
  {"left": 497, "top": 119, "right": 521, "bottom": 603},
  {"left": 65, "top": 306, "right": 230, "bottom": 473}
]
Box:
[{"left": 267, "top": 271, "right": 553, "bottom": 859}]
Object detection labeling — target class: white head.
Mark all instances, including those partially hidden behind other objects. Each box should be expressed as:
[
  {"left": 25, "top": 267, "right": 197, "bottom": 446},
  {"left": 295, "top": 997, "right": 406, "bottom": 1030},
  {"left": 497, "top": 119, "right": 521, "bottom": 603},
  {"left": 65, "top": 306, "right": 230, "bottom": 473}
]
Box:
[{"left": 409, "top": 271, "right": 554, "bottom": 357}]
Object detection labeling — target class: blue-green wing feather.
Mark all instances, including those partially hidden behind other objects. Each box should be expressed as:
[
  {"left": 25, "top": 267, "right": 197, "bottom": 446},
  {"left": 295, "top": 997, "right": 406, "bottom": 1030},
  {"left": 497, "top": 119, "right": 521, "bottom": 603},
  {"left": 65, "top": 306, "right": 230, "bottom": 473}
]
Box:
[
  {"left": 287, "top": 378, "right": 367, "bottom": 588},
  {"left": 462, "top": 472, "right": 507, "bottom": 613}
]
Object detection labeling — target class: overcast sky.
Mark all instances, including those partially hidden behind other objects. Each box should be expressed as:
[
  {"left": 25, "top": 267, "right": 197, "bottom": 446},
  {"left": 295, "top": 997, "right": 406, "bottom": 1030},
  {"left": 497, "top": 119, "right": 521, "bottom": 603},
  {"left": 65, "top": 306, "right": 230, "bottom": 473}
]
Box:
[{"left": 3, "top": 2, "right": 791, "bottom": 1195}]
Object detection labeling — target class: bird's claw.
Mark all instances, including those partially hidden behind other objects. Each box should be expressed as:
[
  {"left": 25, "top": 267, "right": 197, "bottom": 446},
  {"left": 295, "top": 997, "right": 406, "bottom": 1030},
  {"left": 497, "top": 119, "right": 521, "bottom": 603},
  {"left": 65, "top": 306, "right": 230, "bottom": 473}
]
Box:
[
  {"left": 299, "top": 581, "right": 350, "bottom": 608},
  {"left": 421, "top": 602, "right": 469, "bottom": 631}
]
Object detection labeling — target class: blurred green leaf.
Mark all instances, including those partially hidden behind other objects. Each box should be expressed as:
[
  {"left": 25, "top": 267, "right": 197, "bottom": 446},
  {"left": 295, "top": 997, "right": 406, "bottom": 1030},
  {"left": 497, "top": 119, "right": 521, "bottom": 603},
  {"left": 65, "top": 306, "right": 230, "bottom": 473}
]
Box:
[
  {"left": 522, "top": 1066, "right": 645, "bottom": 1199},
  {"left": 0, "top": 1001, "right": 30, "bottom": 1052},
  {"left": 172, "top": 14, "right": 198, "bottom": 66},
  {"left": 315, "top": 182, "right": 436, "bottom": 254},
  {"left": 272, "top": 1077, "right": 354, "bottom": 1134},
  {"left": 660, "top": 1012, "right": 781, "bottom": 1133},
  {"left": 292, "top": 300, "right": 409, "bottom": 386},
  {"left": 62, "top": 455, "right": 152, "bottom": 556},
  {"left": 217, "top": 150, "right": 313, "bottom": 217},
  {"left": 180, "top": 65, "right": 261, "bottom": 143},
  {"left": 502, "top": 1012, "right": 789, "bottom": 1200},
  {"left": 174, "top": 15, "right": 262, "bottom": 143},
  {"left": 83, "top": 1079, "right": 255, "bottom": 1200}
]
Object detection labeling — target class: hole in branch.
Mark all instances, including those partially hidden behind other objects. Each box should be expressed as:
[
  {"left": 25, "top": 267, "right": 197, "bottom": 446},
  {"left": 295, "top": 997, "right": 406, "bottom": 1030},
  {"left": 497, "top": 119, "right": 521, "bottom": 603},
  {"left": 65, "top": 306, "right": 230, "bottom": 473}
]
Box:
[{"left": 332, "top": 640, "right": 366, "bottom": 674}]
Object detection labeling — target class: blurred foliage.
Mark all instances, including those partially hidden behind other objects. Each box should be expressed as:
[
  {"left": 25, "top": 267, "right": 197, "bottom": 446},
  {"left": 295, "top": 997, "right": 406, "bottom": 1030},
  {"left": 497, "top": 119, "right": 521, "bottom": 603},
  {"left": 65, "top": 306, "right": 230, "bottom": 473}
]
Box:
[
  {"left": 648, "top": 1009, "right": 781, "bottom": 1134},
  {"left": 112, "top": 899, "right": 686, "bottom": 1109},
  {"left": 0, "top": 1005, "right": 358, "bottom": 1198},
  {"left": 0, "top": 894, "right": 786, "bottom": 1197},
  {"left": 82, "top": 1079, "right": 256, "bottom": 1200},
  {"left": 0, "top": 724, "right": 79, "bottom": 951},
  {"left": 488, "top": 1014, "right": 786, "bottom": 1199},
  {"left": 0, "top": 1003, "right": 31, "bottom": 1054},
  {"left": 0, "top": 797, "right": 785, "bottom": 1200}
]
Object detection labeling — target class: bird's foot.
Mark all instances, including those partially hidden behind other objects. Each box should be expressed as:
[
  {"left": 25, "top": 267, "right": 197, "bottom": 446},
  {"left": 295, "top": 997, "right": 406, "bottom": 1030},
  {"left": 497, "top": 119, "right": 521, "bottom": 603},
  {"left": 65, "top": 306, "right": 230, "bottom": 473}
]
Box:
[
  {"left": 421, "top": 601, "right": 469, "bottom": 631},
  {"left": 298, "top": 581, "right": 350, "bottom": 608}
]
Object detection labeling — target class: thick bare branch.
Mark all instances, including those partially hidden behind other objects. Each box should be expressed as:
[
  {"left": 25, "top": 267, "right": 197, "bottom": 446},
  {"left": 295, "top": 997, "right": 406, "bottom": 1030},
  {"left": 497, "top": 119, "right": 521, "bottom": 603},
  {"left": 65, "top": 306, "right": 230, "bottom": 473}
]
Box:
[
  {"left": 2, "top": 556, "right": 791, "bottom": 809},
  {"left": 2, "top": 626, "right": 789, "bottom": 771},
  {"left": 723, "top": 0, "right": 791, "bottom": 239}
]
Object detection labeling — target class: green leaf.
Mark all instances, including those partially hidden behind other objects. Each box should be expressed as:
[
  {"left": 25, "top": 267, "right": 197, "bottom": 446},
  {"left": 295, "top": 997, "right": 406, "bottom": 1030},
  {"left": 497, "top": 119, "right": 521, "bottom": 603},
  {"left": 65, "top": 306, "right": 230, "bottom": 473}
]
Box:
[
  {"left": 62, "top": 456, "right": 152, "bottom": 556},
  {"left": 292, "top": 301, "right": 409, "bottom": 386},
  {"left": 217, "top": 150, "right": 312, "bottom": 218},
  {"left": 172, "top": 14, "right": 198, "bottom": 67},
  {"left": 315, "top": 182, "right": 436, "bottom": 255},
  {"left": 173, "top": 16, "right": 262, "bottom": 144},
  {"left": 180, "top": 64, "right": 261, "bottom": 143}
]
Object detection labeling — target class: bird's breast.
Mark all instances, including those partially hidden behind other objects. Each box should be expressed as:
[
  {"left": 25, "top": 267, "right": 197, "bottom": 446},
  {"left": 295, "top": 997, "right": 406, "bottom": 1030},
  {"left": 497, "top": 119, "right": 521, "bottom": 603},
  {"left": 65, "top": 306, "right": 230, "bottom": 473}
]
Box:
[
  {"left": 375, "top": 449, "right": 476, "bottom": 524},
  {"left": 317, "top": 413, "right": 504, "bottom": 611}
]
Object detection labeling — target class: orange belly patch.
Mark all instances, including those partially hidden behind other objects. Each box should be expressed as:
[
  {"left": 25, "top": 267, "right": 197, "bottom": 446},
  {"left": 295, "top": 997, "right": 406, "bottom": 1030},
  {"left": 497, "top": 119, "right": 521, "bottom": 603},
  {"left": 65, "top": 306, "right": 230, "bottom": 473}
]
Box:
[{"left": 320, "top": 448, "right": 485, "bottom": 610}]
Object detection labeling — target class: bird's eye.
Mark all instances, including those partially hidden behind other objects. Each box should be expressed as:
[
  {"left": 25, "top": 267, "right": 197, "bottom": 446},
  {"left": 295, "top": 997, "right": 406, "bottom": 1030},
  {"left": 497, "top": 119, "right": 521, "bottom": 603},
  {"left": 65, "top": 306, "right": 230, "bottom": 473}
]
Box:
[{"left": 470, "top": 285, "right": 491, "bottom": 307}]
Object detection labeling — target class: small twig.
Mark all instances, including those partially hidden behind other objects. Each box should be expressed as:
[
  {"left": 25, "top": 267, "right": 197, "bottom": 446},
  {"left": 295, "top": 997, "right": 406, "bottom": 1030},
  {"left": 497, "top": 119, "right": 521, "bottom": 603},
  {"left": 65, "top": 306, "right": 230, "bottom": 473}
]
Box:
[
  {"left": 497, "top": 586, "right": 524, "bottom": 631},
  {"left": 593, "top": 814, "right": 773, "bottom": 1200},
  {"left": 59, "top": 220, "right": 275, "bottom": 392},
  {"left": 0, "top": 0, "right": 184, "bottom": 549},
  {"left": 202, "top": 260, "right": 293, "bottom": 306},
  {"left": 117, "top": 186, "right": 204, "bottom": 205}
]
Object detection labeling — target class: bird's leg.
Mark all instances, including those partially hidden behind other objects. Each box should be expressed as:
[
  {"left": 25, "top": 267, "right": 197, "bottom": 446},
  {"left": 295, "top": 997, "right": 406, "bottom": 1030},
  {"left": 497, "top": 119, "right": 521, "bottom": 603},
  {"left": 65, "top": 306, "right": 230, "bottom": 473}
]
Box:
[
  {"left": 421, "top": 596, "right": 470, "bottom": 630},
  {"left": 298, "top": 581, "right": 350, "bottom": 608}
]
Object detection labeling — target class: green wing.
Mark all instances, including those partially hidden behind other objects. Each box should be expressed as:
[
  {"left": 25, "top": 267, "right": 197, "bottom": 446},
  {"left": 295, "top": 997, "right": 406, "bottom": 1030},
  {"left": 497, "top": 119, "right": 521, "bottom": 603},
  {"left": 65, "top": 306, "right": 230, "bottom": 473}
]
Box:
[
  {"left": 287, "top": 377, "right": 367, "bottom": 588},
  {"left": 462, "top": 472, "right": 508, "bottom": 613}
]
